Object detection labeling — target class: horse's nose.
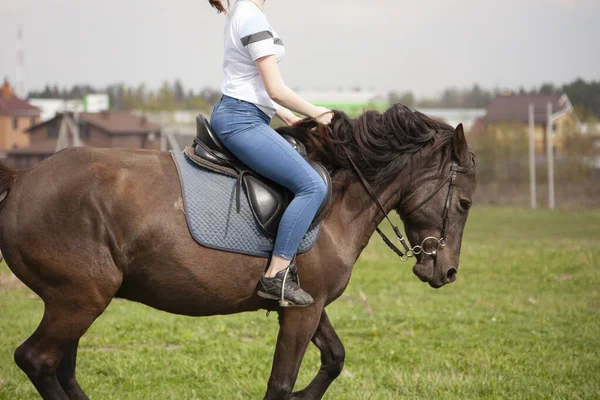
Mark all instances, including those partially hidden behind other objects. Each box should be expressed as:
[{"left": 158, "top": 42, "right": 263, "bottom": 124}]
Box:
[{"left": 444, "top": 268, "right": 457, "bottom": 284}]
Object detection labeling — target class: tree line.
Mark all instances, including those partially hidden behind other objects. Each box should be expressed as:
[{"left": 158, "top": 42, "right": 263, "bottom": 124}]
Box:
[
  {"left": 28, "top": 78, "right": 600, "bottom": 120},
  {"left": 28, "top": 80, "right": 221, "bottom": 113},
  {"left": 390, "top": 78, "right": 600, "bottom": 120}
]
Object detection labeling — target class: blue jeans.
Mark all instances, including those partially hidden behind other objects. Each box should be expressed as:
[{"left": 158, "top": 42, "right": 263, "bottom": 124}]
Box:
[{"left": 210, "top": 95, "right": 327, "bottom": 261}]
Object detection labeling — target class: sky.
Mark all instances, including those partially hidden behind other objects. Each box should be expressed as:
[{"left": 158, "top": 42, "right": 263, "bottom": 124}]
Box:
[{"left": 0, "top": 0, "right": 599, "bottom": 97}]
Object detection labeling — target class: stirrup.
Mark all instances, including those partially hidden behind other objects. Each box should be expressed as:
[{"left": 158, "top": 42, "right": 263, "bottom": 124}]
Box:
[{"left": 279, "top": 267, "right": 291, "bottom": 308}]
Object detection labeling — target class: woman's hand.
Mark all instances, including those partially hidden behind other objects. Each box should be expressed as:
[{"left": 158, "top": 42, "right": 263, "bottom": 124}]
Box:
[
  {"left": 312, "top": 106, "right": 334, "bottom": 126},
  {"left": 275, "top": 106, "right": 303, "bottom": 126},
  {"left": 288, "top": 115, "right": 303, "bottom": 126}
]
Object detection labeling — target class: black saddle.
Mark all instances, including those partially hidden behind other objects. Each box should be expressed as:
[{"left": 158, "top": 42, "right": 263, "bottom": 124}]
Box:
[{"left": 188, "top": 114, "right": 331, "bottom": 237}]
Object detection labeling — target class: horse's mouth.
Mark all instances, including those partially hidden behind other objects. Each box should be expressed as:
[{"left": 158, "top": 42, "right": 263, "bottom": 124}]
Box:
[{"left": 412, "top": 261, "right": 455, "bottom": 289}]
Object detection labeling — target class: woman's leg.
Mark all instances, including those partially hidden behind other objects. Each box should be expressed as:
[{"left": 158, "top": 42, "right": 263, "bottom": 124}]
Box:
[
  {"left": 221, "top": 122, "right": 327, "bottom": 271},
  {"left": 210, "top": 98, "right": 326, "bottom": 306}
]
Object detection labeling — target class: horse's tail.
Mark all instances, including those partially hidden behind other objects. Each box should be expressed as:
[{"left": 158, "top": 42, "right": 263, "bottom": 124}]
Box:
[{"left": 0, "top": 161, "right": 17, "bottom": 206}]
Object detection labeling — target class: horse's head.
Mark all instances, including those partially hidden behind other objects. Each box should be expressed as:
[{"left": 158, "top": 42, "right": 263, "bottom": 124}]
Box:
[
  {"left": 278, "top": 107, "right": 476, "bottom": 288},
  {"left": 398, "top": 124, "right": 476, "bottom": 288}
]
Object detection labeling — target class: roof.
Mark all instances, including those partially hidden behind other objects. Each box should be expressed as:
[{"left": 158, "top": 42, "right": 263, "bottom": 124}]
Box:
[
  {"left": 80, "top": 111, "right": 161, "bottom": 134},
  {"left": 8, "top": 139, "right": 59, "bottom": 155},
  {"left": 27, "top": 111, "right": 161, "bottom": 135},
  {"left": 0, "top": 94, "right": 40, "bottom": 117},
  {"left": 484, "top": 94, "right": 570, "bottom": 125}
]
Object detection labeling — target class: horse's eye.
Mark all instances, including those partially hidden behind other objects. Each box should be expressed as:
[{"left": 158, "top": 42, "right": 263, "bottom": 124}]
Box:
[{"left": 459, "top": 199, "right": 472, "bottom": 211}]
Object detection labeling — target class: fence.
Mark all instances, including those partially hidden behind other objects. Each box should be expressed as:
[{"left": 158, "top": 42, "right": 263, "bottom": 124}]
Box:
[{"left": 468, "top": 124, "right": 600, "bottom": 209}]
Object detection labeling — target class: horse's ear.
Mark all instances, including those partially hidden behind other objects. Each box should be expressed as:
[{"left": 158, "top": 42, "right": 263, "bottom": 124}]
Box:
[{"left": 452, "top": 123, "right": 470, "bottom": 166}]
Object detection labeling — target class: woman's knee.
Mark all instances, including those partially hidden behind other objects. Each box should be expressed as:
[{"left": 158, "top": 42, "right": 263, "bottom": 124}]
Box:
[
  {"left": 307, "top": 177, "right": 327, "bottom": 203},
  {"left": 317, "top": 178, "right": 328, "bottom": 200}
]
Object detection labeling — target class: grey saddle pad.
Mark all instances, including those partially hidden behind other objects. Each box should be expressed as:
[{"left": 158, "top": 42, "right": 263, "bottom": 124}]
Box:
[{"left": 171, "top": 151, "right": 321, "bottom": 258}]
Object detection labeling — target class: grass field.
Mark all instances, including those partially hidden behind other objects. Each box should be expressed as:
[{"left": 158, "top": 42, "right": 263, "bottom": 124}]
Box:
[{"left": 0, "top": 207, "right": 599, "bottom": 399}]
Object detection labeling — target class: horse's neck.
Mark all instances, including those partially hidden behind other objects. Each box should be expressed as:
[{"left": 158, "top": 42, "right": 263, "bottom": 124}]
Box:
[{"left": 325, "top": 171, "right": 408, "bottom": 266}]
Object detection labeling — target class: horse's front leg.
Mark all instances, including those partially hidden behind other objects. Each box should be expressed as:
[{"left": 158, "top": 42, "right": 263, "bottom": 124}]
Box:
[
  {"left": 264, "top": 305, "right": 323, "bottom": 400},
  {"left": 290, "top": 311, "right": 345, "bottom": 400}
]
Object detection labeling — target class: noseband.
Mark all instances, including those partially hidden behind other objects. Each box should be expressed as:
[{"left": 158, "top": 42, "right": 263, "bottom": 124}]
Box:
[{"left": 344, "top": 149, "right": 468, "bottom": 262}]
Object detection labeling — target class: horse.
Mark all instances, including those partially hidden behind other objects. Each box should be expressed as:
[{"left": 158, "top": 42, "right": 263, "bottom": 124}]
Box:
[{"left": 0, "top": 104, "right": 476, "bottom": 400}]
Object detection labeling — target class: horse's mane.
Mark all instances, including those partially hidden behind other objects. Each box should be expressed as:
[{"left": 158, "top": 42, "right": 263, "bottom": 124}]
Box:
[{"left": 281, "top": 104, "right": 457, "bottom": 194}]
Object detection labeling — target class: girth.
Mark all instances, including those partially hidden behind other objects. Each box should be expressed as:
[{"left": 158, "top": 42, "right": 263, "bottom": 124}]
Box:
[{"left": 187, "top": 114, "right": 332, "bottom": 237}]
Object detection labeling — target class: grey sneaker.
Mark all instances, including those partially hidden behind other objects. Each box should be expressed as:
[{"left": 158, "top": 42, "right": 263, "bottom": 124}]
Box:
[{"left": 257, "top": 265, "right": 314, "bottom": 307}]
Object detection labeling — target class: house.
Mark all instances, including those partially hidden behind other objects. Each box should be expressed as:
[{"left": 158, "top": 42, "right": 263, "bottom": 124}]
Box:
[
  {"left": 7, "top": 111, "right": 162, "bottom": 169},
  {"left": 130, "top": 110, "right": 197, "bottom": 152},
  {"left": 478, "top": 94, "right": 577, "bottom": 154},
  {"left": 29, "top": 94, "right": 110, "bottom": 122},
  {"left": 416, "top": 108, "right": 486, "bottom": 131},
  {"left": 0, "top": 79, "right": 41, "bottom": 158}
]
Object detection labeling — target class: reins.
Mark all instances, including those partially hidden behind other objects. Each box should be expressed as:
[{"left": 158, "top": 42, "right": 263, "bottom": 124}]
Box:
[
  {"left": 344, "top": 147, "right": 467, "bottom": 262},
  {"left": 341, "top": 148, "right": 413, "bottom": 261},
  {"left": 311, "top": 119, "right": 468, "bottom": 263}
]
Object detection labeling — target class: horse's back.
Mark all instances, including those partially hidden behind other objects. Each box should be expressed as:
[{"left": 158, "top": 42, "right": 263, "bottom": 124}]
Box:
[{"left": 0, "top": 147, "right": 182, "bottom": 277}]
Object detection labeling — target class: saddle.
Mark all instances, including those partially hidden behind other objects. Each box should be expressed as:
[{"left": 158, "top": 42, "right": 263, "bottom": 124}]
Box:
[{"left": 185, "top": 114, "right": 331, "bottom": 237}]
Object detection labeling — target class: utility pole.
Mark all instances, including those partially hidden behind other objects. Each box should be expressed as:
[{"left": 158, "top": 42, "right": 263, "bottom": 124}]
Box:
[
  {"left": 16, "top": 25, "right": 25, "bottom": 98},
  {"left": 546, "top": 103, "right": 555, "bottom": 209},
  {"left": 528, "top": 104, "right": 536, "bottom": 209}
]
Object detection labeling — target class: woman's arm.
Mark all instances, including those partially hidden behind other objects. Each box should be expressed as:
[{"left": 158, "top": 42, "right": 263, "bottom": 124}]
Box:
[
  {"left": 275, "top": 106, "right": 302, "bottom": 126},
  {"left": 256, "top": 55, "right": 333, "bottom": 125}
]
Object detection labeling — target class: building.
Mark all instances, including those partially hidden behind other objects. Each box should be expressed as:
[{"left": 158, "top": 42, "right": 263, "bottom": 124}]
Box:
[
  {"left": 29, "top": 94, "right": 110, "bottom": 122},
  {"left": 0, "top": 79, "right": 41, "bottom": 158},
  {"left": 131, "top": 110, "right": 197, "bottom": 152},
  {"left": 7, "top": 111, "right": 161, "bottom": 169},
  {"left": 28, "top": 98, "right": 85, "bottom": 122},
  {"left": 416, "top": 108, "right": 486, "bottom": 131},
  {"left": 295, "top": 89, "right": 387, "bottom": 115},
  {"left": 477, "top": 94, "right": 577, "bottom": 154}
]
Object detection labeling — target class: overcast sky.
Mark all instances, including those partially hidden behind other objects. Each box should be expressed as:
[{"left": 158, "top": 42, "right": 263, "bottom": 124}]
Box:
[{"left": 1, "top": 0, "right": 599, "bottom": 97}]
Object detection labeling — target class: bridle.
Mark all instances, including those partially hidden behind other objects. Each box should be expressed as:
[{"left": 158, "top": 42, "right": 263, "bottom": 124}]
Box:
[{"left": 343, "top": 149, "right": 468, "bottom": 262}]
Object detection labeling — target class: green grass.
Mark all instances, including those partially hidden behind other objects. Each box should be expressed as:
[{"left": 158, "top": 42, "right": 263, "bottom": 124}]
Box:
[{"left": 1, "top": 207, "right": 599, "bottom": 399}]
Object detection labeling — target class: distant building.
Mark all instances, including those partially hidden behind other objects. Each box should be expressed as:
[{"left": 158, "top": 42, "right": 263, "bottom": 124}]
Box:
[
  {"left": 29, "top": 93, "right": 110, "bottom": 122},
  {"left": 0, "top": 79, "right": 41, "bottom": 158},
  {"left": 295, "top": 89, "right": 387, "bottom": 114},
  {"left": 130, "top": 110, "right": 197, "bottom": 152},
  {"left": 476, "top": 94, "right": 578, "bottom": 153},
  {"left": 416, "top": 108, "right": 486, "bottom": 131},
  {"left": 28, "top": 98, "right": 85, "bottom": 122},
  {"left": 7, "top": 111, "right": 161, "bottom": 169}
]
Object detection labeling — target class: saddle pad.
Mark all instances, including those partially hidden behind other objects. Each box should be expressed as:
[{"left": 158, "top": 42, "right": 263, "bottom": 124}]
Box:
[{"left": 171, "top": 151, "right": 321, "bottom": 258}]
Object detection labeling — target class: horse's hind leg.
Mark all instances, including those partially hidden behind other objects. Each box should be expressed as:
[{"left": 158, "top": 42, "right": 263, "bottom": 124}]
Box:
[
  {"left": 14, "top": 299, "right": 110, "bottom": 400},
  {"left": 13, "top": 259, "right": 121, "bottom": 400},
  {"left": 56, "top": 340, "right": 88, "bottom": 400},
  {"left": 291, "top": 311, "right": 345, "bottom": 400}
]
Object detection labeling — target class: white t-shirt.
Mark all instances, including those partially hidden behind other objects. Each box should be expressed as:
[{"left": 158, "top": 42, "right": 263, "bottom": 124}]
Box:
[{"left": 220, "top": 0, "right": 285, "bottom": 118}]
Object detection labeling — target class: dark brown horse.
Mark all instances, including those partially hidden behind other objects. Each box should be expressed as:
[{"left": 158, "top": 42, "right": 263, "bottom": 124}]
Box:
[{"left": 0, "top": 105, "right": 476, "bottom": 400}]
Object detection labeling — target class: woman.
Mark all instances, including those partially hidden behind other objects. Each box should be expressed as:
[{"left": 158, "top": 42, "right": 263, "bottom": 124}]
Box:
[{"left": 208, "top": 0, "right": 333, "bottom": 307}]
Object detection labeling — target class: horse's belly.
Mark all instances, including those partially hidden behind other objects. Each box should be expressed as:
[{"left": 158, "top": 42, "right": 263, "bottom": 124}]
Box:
[{"left": 114, "top": 259, "right": 266, "bottom": 317}]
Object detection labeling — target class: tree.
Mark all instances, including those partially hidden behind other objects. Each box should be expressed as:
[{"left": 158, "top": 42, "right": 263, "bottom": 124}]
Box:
[
  {"left": 173, "top": 79, "right": 186, "bottom": 103},
  {"left": 440, "top": 87, "right": 461, "bottom": 108},
  {"left": 463, "top": 84, "right": 492, "bottom": 108},
  {"left": 562, "top": 78, "right": 600, "bottom": 120},
  {"left": 199, "top": 87, "right": 221, "bottom": 105},
  {"left": 388, "top": 91, "right": 415, "bottom": 107},
  {"left": 539, "top": 83, "right": 557, "bottom": 95}
]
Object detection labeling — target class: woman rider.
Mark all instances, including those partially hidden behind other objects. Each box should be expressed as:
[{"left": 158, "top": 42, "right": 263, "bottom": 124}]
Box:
[{"left": 208, "top": 0, "right": 333, "bottom": 307}]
